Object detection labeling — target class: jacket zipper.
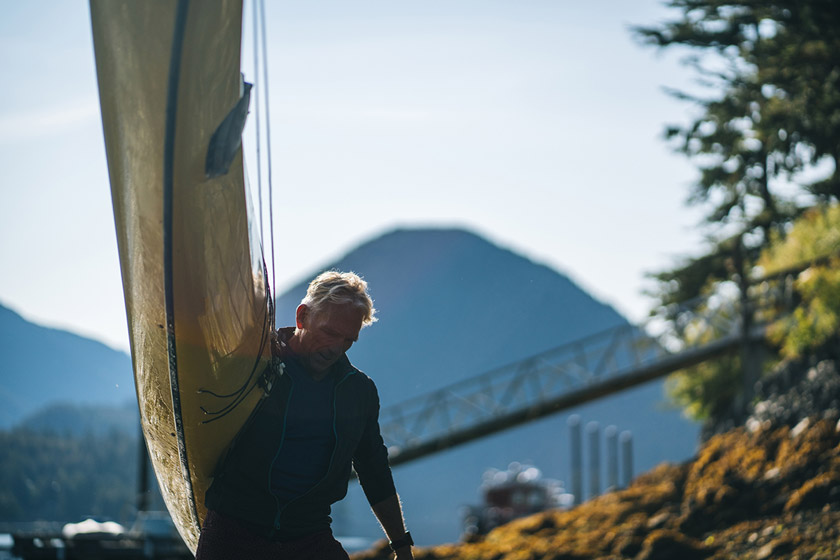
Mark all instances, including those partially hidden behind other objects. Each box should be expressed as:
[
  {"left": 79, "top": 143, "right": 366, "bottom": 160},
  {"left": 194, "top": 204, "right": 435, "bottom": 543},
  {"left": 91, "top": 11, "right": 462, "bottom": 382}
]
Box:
[
  {"left": 271, "top": 368, "right": 355, "bottom": 531},
  {"left": 270, "top": 374, "right": 296, "bottom": 524}
]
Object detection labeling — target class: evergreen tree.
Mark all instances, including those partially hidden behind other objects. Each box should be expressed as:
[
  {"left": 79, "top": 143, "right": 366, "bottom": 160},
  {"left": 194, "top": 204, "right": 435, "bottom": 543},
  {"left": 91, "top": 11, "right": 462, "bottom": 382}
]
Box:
[
  {"left": 0, "top": 427, "right": 162, "bottom": 524},
  {"left": 634, "top": 1, "right": 840, "bottom": 426},
  {"left": 635, "top": 0, "right": 840, "bottom": 309}
]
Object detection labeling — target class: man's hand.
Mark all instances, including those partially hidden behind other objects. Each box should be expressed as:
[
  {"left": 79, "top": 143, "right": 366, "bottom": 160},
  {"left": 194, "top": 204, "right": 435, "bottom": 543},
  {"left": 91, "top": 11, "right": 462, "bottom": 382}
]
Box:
[
  {"left": 270, "top": 329, "right": 282, "bottom": 356},
  {"left": 371, "top": 495, "right": 414, "bottom": 560}
]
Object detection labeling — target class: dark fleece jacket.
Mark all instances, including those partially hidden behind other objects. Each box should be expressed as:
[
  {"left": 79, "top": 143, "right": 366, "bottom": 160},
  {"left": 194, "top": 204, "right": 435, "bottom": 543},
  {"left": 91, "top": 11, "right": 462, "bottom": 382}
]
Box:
[{"left": 205, "top": 336, "right": 396, "bottom": 539}]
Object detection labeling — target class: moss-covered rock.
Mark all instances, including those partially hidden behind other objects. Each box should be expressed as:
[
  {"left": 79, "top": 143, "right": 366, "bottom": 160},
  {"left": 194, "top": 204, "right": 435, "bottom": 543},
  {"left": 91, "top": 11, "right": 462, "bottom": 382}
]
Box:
[{"left": 352, "top": 416, "right": 840, "bottom": 560}]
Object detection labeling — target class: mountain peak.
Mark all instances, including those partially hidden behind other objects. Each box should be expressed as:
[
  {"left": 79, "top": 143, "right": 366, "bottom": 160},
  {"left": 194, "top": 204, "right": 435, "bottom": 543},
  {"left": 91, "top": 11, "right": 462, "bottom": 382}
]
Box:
[{"left": 277, "top": 226, "right": 627, "bottom": 401}]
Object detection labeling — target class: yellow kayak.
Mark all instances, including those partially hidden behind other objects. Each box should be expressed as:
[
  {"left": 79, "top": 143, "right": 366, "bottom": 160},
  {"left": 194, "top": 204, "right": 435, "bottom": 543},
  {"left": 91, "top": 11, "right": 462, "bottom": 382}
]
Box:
[{"left": 91, "top": 0, "right": 271, "bottom": 552}]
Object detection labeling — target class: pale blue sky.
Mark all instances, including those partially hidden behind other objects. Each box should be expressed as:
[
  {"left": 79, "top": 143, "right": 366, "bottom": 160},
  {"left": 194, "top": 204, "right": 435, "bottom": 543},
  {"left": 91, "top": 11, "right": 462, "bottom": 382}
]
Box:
[{"left": 0, "top": 1, "right": 706, "bottom": 352}]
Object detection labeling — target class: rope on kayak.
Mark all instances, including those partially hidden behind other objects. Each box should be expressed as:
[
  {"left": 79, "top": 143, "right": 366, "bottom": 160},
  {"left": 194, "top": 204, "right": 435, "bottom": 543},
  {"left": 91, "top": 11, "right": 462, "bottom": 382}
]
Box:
[
  {"left": 258, "top": 0, "right": 278, "bottom": 331},
  {"left": 253, "top": 0, "right": 264, "bottom": 251},
  {"left": 252, "top": 0, "right": 277, "bottom": 330}
]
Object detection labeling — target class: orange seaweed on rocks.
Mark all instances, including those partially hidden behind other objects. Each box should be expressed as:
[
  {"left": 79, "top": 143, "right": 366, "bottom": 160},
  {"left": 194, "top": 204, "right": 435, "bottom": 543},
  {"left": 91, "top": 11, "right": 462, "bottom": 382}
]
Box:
[{"left": 352, "top": 415, "right": 840, "bottom": 560}]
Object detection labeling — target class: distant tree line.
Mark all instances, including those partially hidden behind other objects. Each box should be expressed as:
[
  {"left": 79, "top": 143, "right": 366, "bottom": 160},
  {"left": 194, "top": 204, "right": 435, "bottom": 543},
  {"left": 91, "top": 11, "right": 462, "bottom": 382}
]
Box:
[
  {"left": 0, "top": 426, "right": 162, "bottom": 525},
  {"left": 634, "top": 1, "right": 840, "bottom": 428}
]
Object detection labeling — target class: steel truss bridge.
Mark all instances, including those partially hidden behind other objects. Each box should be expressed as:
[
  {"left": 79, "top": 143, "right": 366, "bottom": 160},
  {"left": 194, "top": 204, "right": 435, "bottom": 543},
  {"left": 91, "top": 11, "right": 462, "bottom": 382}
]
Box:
[{"left": 379, "top": 266, "right": 800, "bottom": 467}]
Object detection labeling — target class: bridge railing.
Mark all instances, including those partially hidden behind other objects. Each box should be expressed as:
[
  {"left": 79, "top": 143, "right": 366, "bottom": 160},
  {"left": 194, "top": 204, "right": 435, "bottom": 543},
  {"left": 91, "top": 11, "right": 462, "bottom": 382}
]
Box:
[{"left": 379, "top": 264, "right": 803, "bottom": 465}]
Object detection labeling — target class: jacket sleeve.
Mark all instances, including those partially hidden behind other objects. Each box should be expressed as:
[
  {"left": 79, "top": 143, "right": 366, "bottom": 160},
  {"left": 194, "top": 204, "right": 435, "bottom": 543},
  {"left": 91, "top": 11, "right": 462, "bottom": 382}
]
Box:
[{"left": 352, "top": 378, "right": 397, "bottom": 506}]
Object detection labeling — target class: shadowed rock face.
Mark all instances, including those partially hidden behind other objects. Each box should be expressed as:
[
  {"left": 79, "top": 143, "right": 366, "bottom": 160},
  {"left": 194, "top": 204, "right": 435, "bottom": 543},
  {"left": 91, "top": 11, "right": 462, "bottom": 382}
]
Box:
[
  {"left": 351, "top": 358, "right": 840, "bottom": 560},
  {"left": 748, "top": 357, "right": 840, "bottom": 428},
  {"left": 701, "top": 343, "right": 840, "bottom": 441}
]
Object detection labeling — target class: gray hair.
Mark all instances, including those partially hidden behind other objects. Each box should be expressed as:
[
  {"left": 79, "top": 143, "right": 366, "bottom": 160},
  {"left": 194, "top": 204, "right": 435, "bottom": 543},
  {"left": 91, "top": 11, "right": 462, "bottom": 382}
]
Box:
[{"left": 301, "top": 270, "right": 377, "bottom": 326}]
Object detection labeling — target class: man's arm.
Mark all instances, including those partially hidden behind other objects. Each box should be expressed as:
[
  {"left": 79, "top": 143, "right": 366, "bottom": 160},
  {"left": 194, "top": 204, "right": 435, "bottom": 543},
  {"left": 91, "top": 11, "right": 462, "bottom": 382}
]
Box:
[
  {"left": 371, "top": 494, "right": 414, "bottom": 559},
  {"left": 353, "top": 379, "right": 414, "bottom": 558}
]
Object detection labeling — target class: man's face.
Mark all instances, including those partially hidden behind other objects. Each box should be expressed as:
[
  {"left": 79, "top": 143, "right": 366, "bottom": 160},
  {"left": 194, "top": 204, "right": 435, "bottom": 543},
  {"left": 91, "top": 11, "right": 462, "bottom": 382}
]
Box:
[{"left": 293, "top": 302, "right": 365, "bottom": 373}]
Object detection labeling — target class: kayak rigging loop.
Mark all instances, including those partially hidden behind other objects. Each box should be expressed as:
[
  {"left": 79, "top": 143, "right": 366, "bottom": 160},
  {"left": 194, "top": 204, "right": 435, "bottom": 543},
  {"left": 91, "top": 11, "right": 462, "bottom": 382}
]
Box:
[
  {"left": 197, "top": 270, "right": 273, "bottom": 423},
  {"left": 259, "top": 357, "right": 284, "bottom": 395},
  {"left": 197, "top": 338, "right": 270, "bottom": 422}
]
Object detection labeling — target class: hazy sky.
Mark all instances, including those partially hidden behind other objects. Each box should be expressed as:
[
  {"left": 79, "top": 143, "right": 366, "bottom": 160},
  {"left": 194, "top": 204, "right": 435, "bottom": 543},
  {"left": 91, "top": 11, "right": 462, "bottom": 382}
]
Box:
[{"left": 0, "top": 1, "right": 707, "bottom": 352}]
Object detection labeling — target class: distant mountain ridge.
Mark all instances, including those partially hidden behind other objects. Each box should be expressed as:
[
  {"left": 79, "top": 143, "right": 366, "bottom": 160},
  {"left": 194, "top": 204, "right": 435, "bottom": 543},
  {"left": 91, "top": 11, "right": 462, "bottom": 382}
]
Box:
[
  {"left": 0, "top": 303, "right": 134, "bottom": 428},
  {"left": 18, "top": 401, "right": 139, "bottom": 437}
]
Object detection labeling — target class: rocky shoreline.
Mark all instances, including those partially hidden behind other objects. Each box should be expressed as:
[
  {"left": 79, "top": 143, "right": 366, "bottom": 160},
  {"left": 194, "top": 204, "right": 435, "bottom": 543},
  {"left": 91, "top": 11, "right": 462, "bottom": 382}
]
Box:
[{"left": 354, "top": 358, "right": 840, "bottom": 560}]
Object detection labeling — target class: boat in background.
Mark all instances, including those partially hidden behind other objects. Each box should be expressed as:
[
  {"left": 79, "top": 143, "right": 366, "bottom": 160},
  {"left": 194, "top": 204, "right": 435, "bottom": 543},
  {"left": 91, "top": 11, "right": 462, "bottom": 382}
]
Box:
[
  {"left": 462, "top": 463, "right": 574, "bottom": 539},
  {"left": 90, "top": 1, "right": 272, "bottom": 552}
]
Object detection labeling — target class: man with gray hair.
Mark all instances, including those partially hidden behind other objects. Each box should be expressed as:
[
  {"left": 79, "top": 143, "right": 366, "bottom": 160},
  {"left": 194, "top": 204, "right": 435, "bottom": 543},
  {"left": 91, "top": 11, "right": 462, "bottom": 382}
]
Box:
[{"left": 198, "top": 271, "right": 414, "bottom": 560}]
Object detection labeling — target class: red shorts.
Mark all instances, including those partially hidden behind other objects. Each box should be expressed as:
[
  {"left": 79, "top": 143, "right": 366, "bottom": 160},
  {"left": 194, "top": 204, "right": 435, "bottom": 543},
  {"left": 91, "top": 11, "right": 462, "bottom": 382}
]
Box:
[{"left": 195, "top": 510, "right": 350, "bottom": 560}]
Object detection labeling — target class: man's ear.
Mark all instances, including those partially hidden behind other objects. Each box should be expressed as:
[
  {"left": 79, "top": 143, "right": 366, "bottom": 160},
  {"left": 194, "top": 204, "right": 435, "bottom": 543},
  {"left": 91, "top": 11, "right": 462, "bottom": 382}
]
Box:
[{"left": 295, "top": 304, "right": 308, "bottom": 329}]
